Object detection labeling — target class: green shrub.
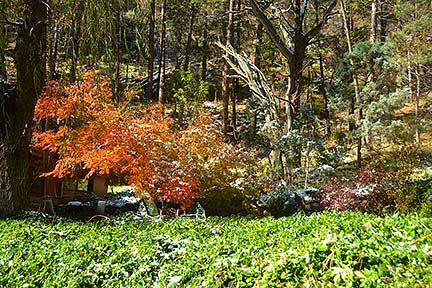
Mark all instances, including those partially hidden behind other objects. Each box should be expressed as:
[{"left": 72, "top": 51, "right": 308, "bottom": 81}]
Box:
[{"left": 166, "top": 70, "right": 209, "bottom": 128}]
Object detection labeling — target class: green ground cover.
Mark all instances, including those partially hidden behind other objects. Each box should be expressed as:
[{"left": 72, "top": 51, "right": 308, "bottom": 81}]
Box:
[{"left": 1, "top": 211, "right": 431, "bottom": 287}]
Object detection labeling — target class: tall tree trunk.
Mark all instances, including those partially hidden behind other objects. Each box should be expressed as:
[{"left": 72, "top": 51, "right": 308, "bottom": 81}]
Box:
[
  {"left": 70, "top": 0, "right": 84, "bottom": 83},
  {"left": 370, "top": 0, "right": 381, "bottom": 42},
  {"left": 0, "top": 30, "right": 6, "bottom": 83},
  {"left": 415, "top": 65, "right": 421, "bottom": 144},
  {"left": 232, "top": 0, "right": 242, "bottom": 140},
  {"left": 48, "top": 20, "right": 59, "bottom": 80},
  {"left": 249, "top": 0, "right": 336, "bottom": 178},
  {"left": 254, "top": 22, "right": 263, "bottom": 69},
  {"left": 407, "top": 56, "right": 414, "bottom": 102},
  {"left": 70, "top": 19, "right": 78, "bottom": 82},
  {"left": 147, "top": 0, "right": 156, "bottom": 99},
  {"left": 158, "top": 0, "right": 167, "bottom": 104},
  {"left": 379, "top": 0, "right": 386, "bottom": 42},
  {"left": 319, "top": 52, "right": 331, "bottom": 138},
  {"left": 0, "top": 0, "right": 46, "bottom": 218},
  {"left": 201, "top": 12, "right": 208, "bottom": 81},
  {"left": 248, "top": 22, "right": 263, "bottom": 137},
  {"left": 0, "top": 36, "right": 6, "bottom": 109},
  {"left": 222, "top": 0, "right": 235, "bottom": 136},
  {"left": 249, "top": 0, "right": 336, "bottom": 132},
  {"left": 113, "top": 0, "right": 122, "bottom": 101},
  {"left": 315, "top": 0, "right": 330, "bottom": 137},
  {"left": 184, "top": 4, "right": 196, "bottom": 71},
  {"left": 341, "top": 0, "right": 362, "bottom": 168}
]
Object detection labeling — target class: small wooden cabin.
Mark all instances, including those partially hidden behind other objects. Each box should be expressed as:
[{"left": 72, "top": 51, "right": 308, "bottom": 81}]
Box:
[{"left": 29, "top": 149, "right": 108, "bottom": 200}]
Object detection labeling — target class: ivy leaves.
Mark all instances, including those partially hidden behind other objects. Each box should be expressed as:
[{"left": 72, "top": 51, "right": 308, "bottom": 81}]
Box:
[{"left": 1, "top": 212, "right": 432, "bottom": 286}]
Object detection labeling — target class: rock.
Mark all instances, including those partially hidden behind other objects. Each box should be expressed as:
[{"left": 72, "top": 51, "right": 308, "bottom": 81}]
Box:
[
  {"left": 260, "top": 186, "right": 302, "bottom": 217},
  {"left": 295, "top": 188, "right": 321, "bottom": 215}
]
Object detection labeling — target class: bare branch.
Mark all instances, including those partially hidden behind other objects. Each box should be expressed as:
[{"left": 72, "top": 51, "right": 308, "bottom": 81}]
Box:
[
  {"left": 0, "top": 12, "right": 22, "bottom": 26},
  {"left": 216, "top": 42, "right": 294, "bottom": 121}
]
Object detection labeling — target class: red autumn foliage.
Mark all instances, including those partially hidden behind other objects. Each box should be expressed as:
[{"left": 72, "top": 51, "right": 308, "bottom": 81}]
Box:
[
  {"left": 33, "top": 70, "right": 198, "bottom": 210},
  {"left": 317, "top": 169, "right": 392, "bottom": 213}
]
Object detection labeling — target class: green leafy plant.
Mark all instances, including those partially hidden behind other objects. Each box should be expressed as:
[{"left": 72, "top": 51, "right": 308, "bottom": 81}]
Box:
[
  {"left": 1, "top": 211, "right": 432, "bottom": 287},
  {"left": 167, "top": 70, "right": 210, "bottom": 128}
]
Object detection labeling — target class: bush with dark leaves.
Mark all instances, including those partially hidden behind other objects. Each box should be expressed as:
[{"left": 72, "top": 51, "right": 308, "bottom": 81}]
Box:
[{"left": 317, "top": 169, "right": 392, "bottom": 213}]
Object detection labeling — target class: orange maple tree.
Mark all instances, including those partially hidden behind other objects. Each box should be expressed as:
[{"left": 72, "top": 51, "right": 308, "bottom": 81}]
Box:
[{"left": 33, "top": 70, "right": 198, "bottom": 209}]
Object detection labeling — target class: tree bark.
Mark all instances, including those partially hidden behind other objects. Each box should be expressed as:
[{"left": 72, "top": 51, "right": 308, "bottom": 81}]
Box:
[
  {"left": 314, "top": 0, "right": 331, "bottom": 137},
  {"left": 415, "top": 64, "right": 421, "bottom": 144},
  {"left": 341, "top": 0, "right": 362, "bottom": 168},
  {"left": 0, "top": 0, "right": 47, "bottom": 218},
  {"left": 201, "top": 12, "right": 208, "bottom": 81},
  {"left": 158, "top": 0, "right": 167, "bottom": 104},
  {"left": 407, "top": 55, "right": 413, "bottom": 102},
  {"left": 184, "top": 4, "right": 196, "bottom": 71},
  {"left": 48, "top": 20, "right": 59, "bottom": 80},
  {"left": 222, "top": 0, "right": 235, "bottom": 136},
  {"left": 254, "top": 22, "right": 263, "bottom": 69},
  {"left": 232, "top": 0, "right": 242, "bottom": 140},
  {"left": 0, "top": 32, "right": 6, "bottom": 83},
  {"left": 113, "top": 0, "right": 122, "bottom": 101},
  {"left": 146, "top": 0, "right": 156, "bottom": 99},
  {"left": 370, "top": 0, "right": 381, "bottom": 42},
  {"left": 70, "top": 0, "right": 84, "bottom": 83}
]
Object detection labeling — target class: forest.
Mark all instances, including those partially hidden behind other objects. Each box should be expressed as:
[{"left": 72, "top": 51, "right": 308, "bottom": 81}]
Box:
[
  {"left": 1, "top": 0, "right": 432, "bottom": 215},
  {"left": 0, "top": 0, "right": 432, "bottom": 216},
  {"left": 1, "top": 0, "right": 432, "bottom": 286}
]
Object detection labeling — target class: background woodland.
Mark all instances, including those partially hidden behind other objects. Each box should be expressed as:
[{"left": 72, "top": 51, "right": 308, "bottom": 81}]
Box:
[{"left": 1, "top": 0, "right": 432, "bottom": 217}]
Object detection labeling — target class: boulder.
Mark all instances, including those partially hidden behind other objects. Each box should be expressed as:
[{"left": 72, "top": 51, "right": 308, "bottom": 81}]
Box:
[
  {"left": 260, "top": 186, "right": 302, "bottom": 217},
  {"left": 295, "top": 188, "right": 321, "bottom": 215}
]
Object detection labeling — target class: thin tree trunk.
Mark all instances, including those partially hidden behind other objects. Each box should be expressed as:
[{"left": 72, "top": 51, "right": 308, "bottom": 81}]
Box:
[
  {"left": 184, "top": 4, "right": 196, "bottom": 71},
  {"left": 408, "top": 55, "right": 413, "bottom": 102},
  {"left": 254, "top": 22, "right": 263, "bottom": 69},
  {"left": 113, "top": 0, "right": 121, "bottom": 101},
  {"left": 222, "top": 0, "right": 235, "bottom": 136},
  {"left": 70, "top": 0, "right": 84, "bottom": 83},
  {"left": 201, "top": 12, "right": 208, "bottom": 81},
  {"left": 380, "top": 0, "right": 386, "bottom": 42},
  {"left": 0, "top": 30, "right": 6, "bottom": 82},
  {"left": 370, "top": 0, "right": 381, "bottom": 42},
  {"left": 315, "top": 0, "right": 330, "bottom": 137},
  {"left": 231, "top": 0, "right": 242, "bottom": 140},
  {"left": 48, "top": 21, "right": 59, "bottom": 80},
  {"left": 40, "top": 7, "right": 47, "bottom": 83},
  {"left": 370, "top": 0, "right": 378, "bottom": 41},
  {"left": 341, "top": 0, "right": 362, "bottom": 168},
  {"left": 221, "top": 67, "right": 229, "bottom": 135},
  {"left": 70, "top": 19, "right": 78, "bottom": 82},
  {"left": 415, "top": 65, "right": 421, "bottom": 144},
  {"left": 319, "top": 53, "right": 331, "bottom": 137},
  {"left": 0, "top": 0, "right": 46, "bottom": 218},
  {"left": 249, "top": 22, "right": 263, "bottom": 137},
  {"left": 158, "top": 0, "right": 167, "bottom": 104},
  {"left": 147, "top": 0, "right": 156, "bottom": 99}
]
